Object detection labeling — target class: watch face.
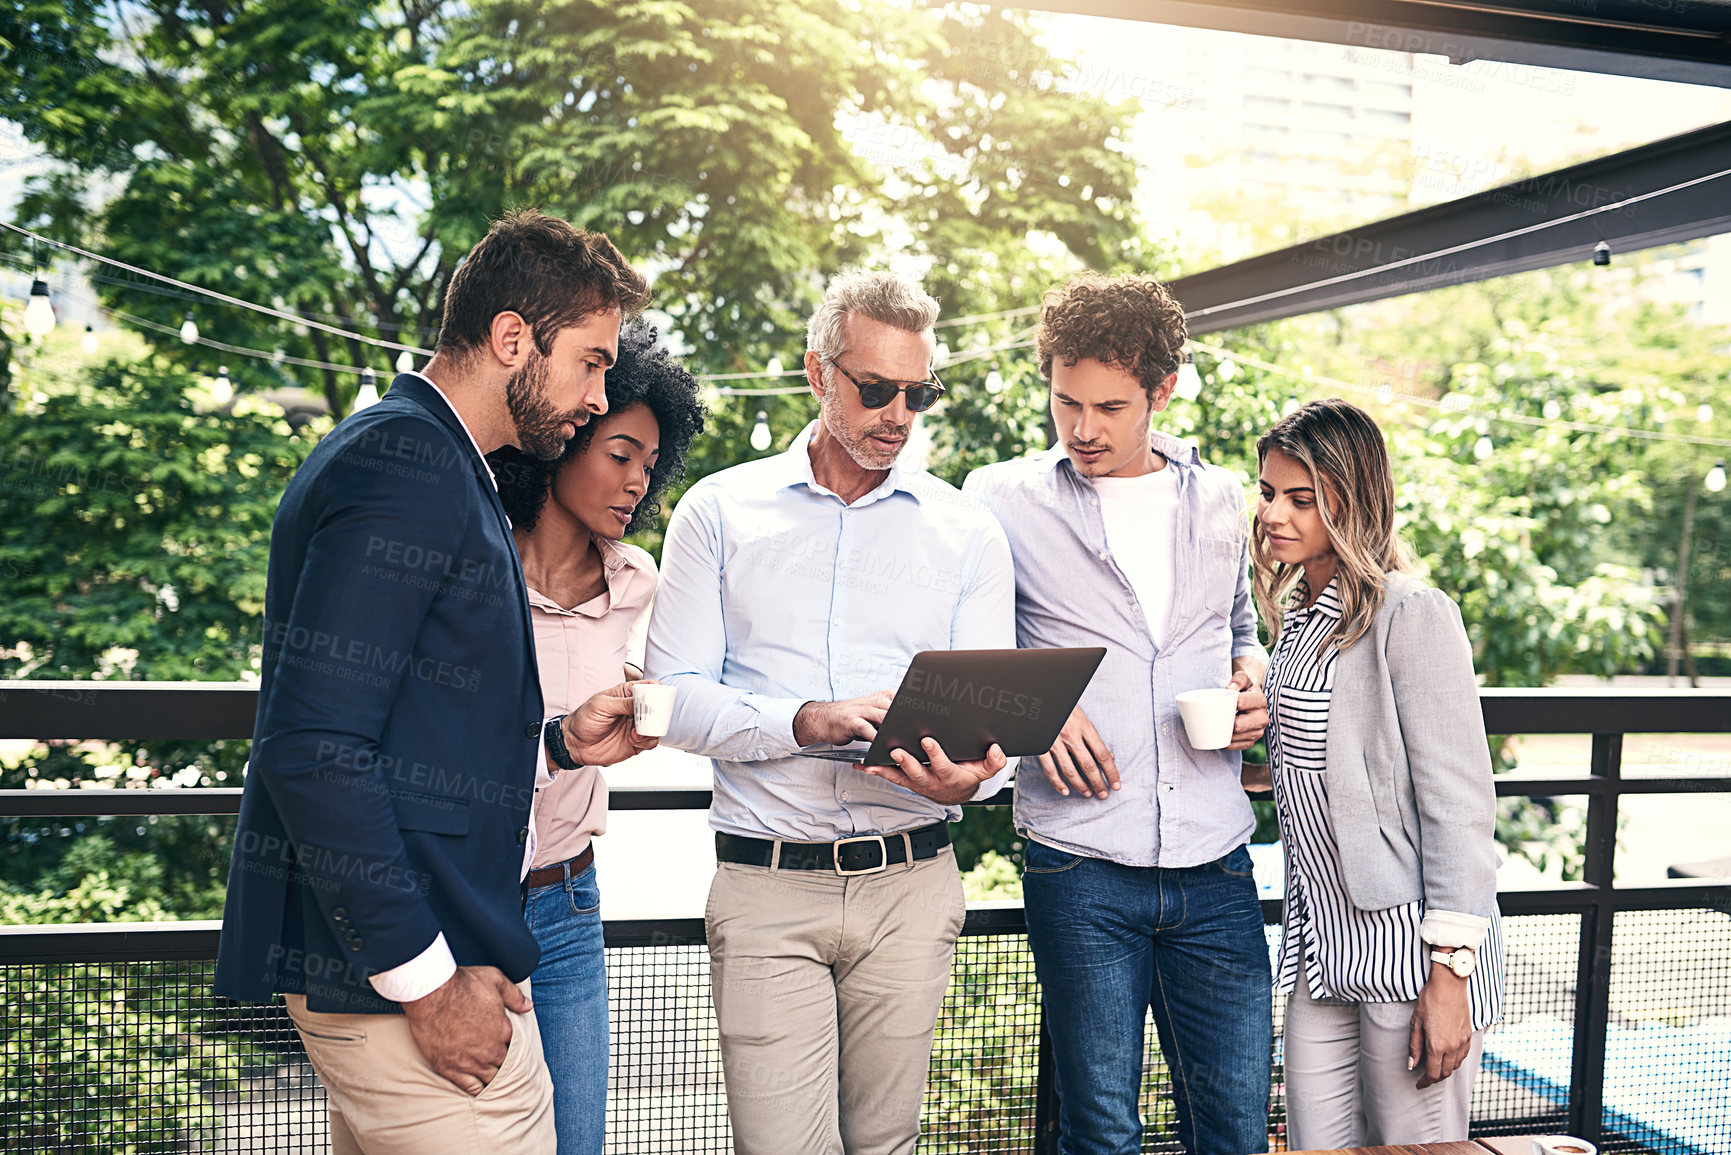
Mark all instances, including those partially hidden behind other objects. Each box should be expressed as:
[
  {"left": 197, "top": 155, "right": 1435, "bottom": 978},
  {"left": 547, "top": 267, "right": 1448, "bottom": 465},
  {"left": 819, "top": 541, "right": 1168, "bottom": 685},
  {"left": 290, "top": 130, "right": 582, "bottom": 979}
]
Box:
[{"left": 1450, "top": 950, "right": 1475, "bottom": 978}]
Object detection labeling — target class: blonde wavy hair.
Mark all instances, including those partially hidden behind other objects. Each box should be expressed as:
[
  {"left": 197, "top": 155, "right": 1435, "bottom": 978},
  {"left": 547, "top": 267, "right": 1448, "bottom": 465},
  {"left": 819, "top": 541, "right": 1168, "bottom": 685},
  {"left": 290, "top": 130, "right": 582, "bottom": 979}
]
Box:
[{"left": 1252, "top": 398, "right": 1413, "bottom": 649}]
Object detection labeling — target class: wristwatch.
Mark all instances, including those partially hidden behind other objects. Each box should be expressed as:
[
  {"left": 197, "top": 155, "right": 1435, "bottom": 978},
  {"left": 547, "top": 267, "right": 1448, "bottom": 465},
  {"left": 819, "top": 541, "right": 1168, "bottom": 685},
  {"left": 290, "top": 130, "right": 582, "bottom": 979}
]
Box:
[
  {"left": 543, "top": 715, "right": 580, "bottom": 771},
  {"left": 1430, "top": 945, "right": 1477, "bottom": 978}
]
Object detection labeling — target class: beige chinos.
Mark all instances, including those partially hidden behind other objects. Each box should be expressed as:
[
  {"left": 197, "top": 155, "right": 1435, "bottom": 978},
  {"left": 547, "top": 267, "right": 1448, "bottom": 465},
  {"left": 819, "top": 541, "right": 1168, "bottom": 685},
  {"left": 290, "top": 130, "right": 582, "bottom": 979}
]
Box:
[
  {"left": 705, "top": 848, "right": 966, "bottom": 1155},
  {"left": 284, "top": 982, "right": 555, "bottom": 1154}
]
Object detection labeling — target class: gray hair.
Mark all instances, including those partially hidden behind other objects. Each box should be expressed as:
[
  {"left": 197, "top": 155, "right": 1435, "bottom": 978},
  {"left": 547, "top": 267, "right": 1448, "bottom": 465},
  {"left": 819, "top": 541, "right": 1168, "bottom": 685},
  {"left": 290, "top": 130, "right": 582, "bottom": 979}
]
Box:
[{"left": 805, "top": 270, "right": 940, "bottom": 366}]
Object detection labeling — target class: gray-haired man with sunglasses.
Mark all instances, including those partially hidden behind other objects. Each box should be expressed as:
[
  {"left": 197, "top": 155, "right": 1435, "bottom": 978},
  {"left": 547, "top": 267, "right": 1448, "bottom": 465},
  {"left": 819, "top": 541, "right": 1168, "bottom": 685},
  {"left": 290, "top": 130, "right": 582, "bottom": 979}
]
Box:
[{"left": 645, "top": 270, "right": 1016, "bottom": 1155}]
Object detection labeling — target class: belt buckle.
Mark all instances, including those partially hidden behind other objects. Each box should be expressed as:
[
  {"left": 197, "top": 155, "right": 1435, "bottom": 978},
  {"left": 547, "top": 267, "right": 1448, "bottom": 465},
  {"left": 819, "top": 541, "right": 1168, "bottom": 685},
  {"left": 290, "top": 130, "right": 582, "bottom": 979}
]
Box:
[{"left": 833, "top": 834, "right": 888, "bottom": 876}]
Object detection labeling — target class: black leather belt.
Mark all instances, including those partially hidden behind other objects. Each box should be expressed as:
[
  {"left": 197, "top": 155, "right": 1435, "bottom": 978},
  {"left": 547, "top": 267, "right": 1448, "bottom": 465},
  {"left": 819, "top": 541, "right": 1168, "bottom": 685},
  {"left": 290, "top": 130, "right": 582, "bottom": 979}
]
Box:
[{"left": 716, "top": 822, "right": 950, "bottom": 875}]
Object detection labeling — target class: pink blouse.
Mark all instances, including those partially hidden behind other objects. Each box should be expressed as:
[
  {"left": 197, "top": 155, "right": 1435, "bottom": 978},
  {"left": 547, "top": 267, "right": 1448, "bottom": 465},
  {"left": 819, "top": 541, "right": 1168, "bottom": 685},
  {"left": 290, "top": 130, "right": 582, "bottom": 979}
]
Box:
[{"left": 528, "top": 537, "right": 657, "bottom": 870}]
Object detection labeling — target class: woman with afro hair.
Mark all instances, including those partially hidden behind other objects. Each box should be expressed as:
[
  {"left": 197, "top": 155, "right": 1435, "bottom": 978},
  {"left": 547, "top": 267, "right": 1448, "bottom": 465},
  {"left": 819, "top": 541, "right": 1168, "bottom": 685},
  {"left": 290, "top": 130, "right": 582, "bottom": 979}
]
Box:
[{"left": 485, "top": 320, "right": 706, "bottom": 1153}]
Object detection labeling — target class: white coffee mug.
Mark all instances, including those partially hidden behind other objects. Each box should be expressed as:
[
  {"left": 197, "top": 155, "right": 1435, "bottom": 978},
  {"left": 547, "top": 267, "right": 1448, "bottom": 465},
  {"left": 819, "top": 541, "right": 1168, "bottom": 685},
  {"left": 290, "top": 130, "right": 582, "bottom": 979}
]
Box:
[
  {"left": 631, "top": 683, "right": 677, "bottom": 738},
  {"left": 1533, "top": 1137, "right": 1597, "bottom": 1155},
  {"left": 1176, "top": 687, "right": 1239, "bottom": 750}
]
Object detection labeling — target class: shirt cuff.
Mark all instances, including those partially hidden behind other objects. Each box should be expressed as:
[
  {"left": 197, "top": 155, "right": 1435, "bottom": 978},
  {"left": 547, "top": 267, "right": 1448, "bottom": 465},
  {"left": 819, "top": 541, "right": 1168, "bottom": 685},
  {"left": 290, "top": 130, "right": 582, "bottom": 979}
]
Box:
[
  {"left": 536, "top": 717, "right": 559, "bottom": 788},
  {"left": 1421, "top": 909, "right": 1491, "bottom": 951},
  {"left": 367, "top": 932, "right": 457, "bottom": 1003},
  {"left": 969, "top": 762, "right": 1015, "bottom": 802},
  {"left": 752, "top": 694, "right": 808, "bottom": 760}
]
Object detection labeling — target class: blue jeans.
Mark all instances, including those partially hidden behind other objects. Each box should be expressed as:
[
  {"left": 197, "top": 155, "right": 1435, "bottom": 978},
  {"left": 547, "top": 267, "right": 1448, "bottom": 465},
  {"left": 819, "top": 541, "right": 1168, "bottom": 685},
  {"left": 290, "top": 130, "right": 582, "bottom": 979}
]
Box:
[
  {"left": 523, "top": 860, "right": 607, "bottom": 1155},
  {"left": 1023, "top": 841, "right": 1272, "bottom": 1155}
]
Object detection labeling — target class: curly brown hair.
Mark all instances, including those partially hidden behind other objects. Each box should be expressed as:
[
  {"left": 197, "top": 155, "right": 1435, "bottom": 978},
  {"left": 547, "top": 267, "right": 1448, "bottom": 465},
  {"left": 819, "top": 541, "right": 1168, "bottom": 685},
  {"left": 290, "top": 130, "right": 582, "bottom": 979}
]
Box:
[{"left": 1036, "top": 273, "right": 1188, "bottom": 400}]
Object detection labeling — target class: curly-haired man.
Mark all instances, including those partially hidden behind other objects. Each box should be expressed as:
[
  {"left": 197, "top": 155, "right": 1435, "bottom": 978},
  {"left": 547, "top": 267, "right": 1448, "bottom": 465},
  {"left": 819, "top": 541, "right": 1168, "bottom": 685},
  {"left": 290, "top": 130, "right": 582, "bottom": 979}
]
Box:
[{"left": 964, "top": 273, "right": 1273, "bottom": 1155}]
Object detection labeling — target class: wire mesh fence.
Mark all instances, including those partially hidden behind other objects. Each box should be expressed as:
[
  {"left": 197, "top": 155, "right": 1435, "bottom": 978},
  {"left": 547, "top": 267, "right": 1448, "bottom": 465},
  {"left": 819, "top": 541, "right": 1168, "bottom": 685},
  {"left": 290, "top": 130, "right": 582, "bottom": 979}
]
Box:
[
  {"left": 1596, "top": 909, "right": 1731, "bottom": 1155},
  {"left": 1, "top": 908, "right": 1727, "bottom": 1152}
]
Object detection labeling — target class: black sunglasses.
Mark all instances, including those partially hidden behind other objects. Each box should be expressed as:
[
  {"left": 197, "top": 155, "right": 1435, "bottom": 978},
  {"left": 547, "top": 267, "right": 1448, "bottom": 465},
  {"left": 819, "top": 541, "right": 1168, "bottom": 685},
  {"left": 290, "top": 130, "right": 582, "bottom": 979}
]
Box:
[{"left": 826, "top": 358, "right": 945, "bottom": 413}]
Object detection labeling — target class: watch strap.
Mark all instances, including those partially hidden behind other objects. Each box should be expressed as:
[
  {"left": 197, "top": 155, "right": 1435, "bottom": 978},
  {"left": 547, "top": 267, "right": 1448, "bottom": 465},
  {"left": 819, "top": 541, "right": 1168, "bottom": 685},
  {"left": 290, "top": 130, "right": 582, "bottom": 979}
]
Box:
[
  {"left": 543, "top": 715, "right": 579, "bottom": 771},
  {"left": 1430, "top": 946, "right": 1475, "bottom": 975}
]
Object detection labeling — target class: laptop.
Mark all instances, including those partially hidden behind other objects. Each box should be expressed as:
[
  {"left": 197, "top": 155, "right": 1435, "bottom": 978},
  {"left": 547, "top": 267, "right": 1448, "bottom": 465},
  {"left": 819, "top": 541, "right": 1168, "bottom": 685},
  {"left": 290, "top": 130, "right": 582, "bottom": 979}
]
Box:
[{"left": 799, "top": 647, "right": 1106, "bottom": 766}]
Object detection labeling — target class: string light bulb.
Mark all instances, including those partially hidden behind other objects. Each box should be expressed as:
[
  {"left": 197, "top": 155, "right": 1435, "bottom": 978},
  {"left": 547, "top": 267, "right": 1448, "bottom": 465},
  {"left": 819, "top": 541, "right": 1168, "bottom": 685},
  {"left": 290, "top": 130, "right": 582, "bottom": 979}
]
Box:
[
  {"left": 766, "top": 356, "right": 784, "bottom": 377},
  {"left": 984, "top": 370, "right": 1005, "bottom": 394},
  {"left": 1174, "top": 359, "right": 1202, "bottom": 402},
  {"left": 353, "top": 368, "right": 381, "bottom": 411},
  {"left": 396, "top": 350, "right": 414, "bottom": 374},
  {"left": 1473, "top": 435, "right": 1495, "bottom": 461},
  {"left": 1698, "top": 404, "right": 1714, "bottom": 425},
  {"left": 1542, "top": 399, "right": 1562, "bottom": 421},
  {"left": 23, "top": 279, "right": 56, "bottom": 338},
  {"left": 1707, "top": 460, "right": 1728, "bottom": 495},
  {"left": 749, "top": 410, "right": 772, "bottom": 452},
  {"left": 211, "top": 366, "right": 233, "bottom": 405},
  {"left": 179, "top": 314, "right": 200, "bottom": 344},
  {"left": 81, "top": 325, "right": 99, "bottom": 355}
]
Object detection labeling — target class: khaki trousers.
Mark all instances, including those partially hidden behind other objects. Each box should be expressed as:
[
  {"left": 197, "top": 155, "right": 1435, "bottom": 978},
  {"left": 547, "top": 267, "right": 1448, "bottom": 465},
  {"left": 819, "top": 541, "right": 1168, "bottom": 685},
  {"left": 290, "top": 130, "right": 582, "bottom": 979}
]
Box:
[
  {"left": 705, "top": 848, "right": 966, "bottom": 1155},
  {"left": 286, "top": 982, "right": 555, "bottom": 1155},
  {"left": 1283, "top": 983, "right": 1485, "bottom": 1147}
]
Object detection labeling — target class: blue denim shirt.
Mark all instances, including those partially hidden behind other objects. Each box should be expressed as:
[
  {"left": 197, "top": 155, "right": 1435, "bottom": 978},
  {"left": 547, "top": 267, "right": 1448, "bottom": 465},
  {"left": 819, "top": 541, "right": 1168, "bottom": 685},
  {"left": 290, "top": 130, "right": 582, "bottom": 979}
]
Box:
[
  {"left": 644, "top": 422, "right": 1017, "bottom": 842},
  {"left": 964, "top": 435, "right": 1266, "bottom": 868}
]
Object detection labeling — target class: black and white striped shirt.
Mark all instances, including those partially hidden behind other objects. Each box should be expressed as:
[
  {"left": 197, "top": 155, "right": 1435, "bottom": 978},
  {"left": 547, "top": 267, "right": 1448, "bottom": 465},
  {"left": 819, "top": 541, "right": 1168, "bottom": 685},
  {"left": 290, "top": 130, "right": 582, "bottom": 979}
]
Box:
[{"left": 1267, "top": 578, "right": 1503, "bottom": 1028}]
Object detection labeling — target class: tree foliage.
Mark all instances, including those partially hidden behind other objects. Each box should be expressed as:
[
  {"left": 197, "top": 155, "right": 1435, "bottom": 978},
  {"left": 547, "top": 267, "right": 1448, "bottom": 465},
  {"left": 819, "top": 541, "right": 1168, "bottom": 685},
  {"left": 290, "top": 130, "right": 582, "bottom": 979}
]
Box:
[
  {"left": 1, "top": 0, "right": 1139, "bottom": 415},
  {"left": 0, "top": 333, "right": 318, "bottom": 681}
]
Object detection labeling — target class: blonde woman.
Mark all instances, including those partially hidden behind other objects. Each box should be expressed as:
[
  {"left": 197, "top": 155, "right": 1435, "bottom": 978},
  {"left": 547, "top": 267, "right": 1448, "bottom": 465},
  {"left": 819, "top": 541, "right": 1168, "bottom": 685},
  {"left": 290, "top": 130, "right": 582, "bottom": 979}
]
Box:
[{"left": 1252, "top": 398, "right": 1504, "bottom": 1144}]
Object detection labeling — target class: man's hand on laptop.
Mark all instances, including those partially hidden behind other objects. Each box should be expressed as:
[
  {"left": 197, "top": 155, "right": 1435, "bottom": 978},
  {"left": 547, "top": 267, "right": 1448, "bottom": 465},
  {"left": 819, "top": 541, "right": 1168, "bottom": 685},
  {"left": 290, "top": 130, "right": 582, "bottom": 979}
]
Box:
[
  {"left": 861, "top": 737, "right": 1008, "bottom": 805},
  {"left": 1037, "top": 705, "right": 1120, "bottom": 800},
  {"left": 1225, "top": 670, "right": 1269, "bottom": 752},
  {"left": 794, "top": 691, "right": 895, "bottom": 747}
]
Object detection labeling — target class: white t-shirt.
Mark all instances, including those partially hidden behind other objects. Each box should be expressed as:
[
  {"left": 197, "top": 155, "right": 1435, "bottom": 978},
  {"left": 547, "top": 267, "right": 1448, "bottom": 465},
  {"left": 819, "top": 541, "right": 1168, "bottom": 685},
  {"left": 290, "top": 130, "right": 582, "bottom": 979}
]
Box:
[{"left": 1092, "top": 465, "right": 1180, "bottom": 647}]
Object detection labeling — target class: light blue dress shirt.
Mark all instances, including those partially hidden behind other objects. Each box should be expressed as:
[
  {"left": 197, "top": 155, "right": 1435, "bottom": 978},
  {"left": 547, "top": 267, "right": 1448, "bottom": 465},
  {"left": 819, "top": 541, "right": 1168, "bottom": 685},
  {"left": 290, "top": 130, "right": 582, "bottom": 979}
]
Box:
[
  {"left": 964, "top": 434, "right": 1267, "bottom": 868},
  {"left": 645, "top": 422, "right": 1017, "bottom": 842}
]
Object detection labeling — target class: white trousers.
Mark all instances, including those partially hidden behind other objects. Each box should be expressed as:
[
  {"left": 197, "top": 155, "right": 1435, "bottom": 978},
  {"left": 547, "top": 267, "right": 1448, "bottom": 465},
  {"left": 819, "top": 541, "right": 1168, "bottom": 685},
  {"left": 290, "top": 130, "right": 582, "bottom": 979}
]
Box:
[{"left": 1283, "top": 984, "right": 1485, "bottom": 1147}]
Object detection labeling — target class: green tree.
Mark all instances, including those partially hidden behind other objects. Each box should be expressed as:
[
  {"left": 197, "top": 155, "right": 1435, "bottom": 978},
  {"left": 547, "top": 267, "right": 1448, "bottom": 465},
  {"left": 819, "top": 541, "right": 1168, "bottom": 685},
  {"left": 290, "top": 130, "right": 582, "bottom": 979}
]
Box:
[
  {"left": 0, "top": 334, "right": 318, "bottom": 681},
  {"left": 0, "top": 329, "right": 311, "bottom": 923},
  {"left": 2, "top": 0, "right": 1139, "bottom": 417}
]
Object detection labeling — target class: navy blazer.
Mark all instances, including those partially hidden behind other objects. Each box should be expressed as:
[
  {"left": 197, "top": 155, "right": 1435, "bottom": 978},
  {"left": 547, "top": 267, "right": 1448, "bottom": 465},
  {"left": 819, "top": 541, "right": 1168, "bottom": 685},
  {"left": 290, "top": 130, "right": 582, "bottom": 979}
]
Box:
[{"left": 215, "top": 374, "right": 545, "bottom": 1013}]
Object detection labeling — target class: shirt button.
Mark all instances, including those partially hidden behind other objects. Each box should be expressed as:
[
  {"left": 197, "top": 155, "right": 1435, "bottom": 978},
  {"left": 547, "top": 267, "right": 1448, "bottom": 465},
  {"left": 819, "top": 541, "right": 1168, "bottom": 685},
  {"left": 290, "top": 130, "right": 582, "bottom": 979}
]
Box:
[
  {"left": 525, "top": 723, "right": 541, "bottom": 738},
  {"left": 1162, "top": 724, "right": 1171, "bottom": 735},
  {"left": 841, "top": 792, "right": 850, "bottom": 801},
  {"left": 832, "top": 617, "right": 842, "bottom": 626}
]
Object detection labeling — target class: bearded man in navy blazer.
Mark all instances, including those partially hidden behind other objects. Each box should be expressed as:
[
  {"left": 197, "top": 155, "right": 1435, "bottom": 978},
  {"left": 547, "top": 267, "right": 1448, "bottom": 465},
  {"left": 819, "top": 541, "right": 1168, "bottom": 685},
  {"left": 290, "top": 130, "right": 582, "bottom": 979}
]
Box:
[{"left": 217, "top": 210, "right": 656, "bottom": 1153}]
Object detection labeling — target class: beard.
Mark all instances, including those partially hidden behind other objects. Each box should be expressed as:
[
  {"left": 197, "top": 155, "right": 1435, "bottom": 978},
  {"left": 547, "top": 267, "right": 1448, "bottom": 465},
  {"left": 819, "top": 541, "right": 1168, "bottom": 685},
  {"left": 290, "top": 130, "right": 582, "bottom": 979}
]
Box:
[
  {"left": 506, "top": 349, "right": 586, "bottom": 461},
  {"left": 820, "top": 387, "right": 910, "bottom": 470}
]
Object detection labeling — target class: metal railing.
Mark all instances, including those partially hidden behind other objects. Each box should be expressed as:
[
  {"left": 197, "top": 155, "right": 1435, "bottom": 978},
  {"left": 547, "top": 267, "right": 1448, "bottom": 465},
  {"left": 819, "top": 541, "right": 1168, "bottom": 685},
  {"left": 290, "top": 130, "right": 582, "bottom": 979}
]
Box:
[{"left": 2, "top": 682, "right": 1729, "bottom": 1153}]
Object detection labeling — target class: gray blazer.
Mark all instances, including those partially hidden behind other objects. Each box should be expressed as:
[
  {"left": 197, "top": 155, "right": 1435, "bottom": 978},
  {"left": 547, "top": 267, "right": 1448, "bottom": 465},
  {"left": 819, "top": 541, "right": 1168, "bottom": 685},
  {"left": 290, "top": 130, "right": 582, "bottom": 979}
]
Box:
[{"left": 1324, "top": 572, "right": 1499, "bottom": 917}]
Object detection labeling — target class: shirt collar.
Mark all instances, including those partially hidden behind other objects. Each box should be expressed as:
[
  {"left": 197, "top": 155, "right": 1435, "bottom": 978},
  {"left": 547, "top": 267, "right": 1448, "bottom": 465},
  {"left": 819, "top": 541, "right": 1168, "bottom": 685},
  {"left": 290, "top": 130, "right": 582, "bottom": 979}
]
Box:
[
  {"left": 524, "top": 539, "right": 650, "bottom": 617},
  {"left": 1039, "top": 429, "right": 1203, "bottom": 476},
  {"left": 1295, "top": 576, "right": 1343, "bottom": 621},
  {"left": 779, "top": 420, "right": 922, "bottom": 505},
  {"left": 410, "top": 371, "right": 496, "bottom": 490}
]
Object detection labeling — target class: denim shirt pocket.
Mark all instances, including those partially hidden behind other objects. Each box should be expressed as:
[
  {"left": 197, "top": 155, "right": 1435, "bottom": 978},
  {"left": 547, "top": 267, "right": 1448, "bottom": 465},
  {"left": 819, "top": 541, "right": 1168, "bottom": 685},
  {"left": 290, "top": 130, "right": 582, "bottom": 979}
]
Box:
[{"left": 1197, "top": 537, "right": 1242, "bottom": 619}]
